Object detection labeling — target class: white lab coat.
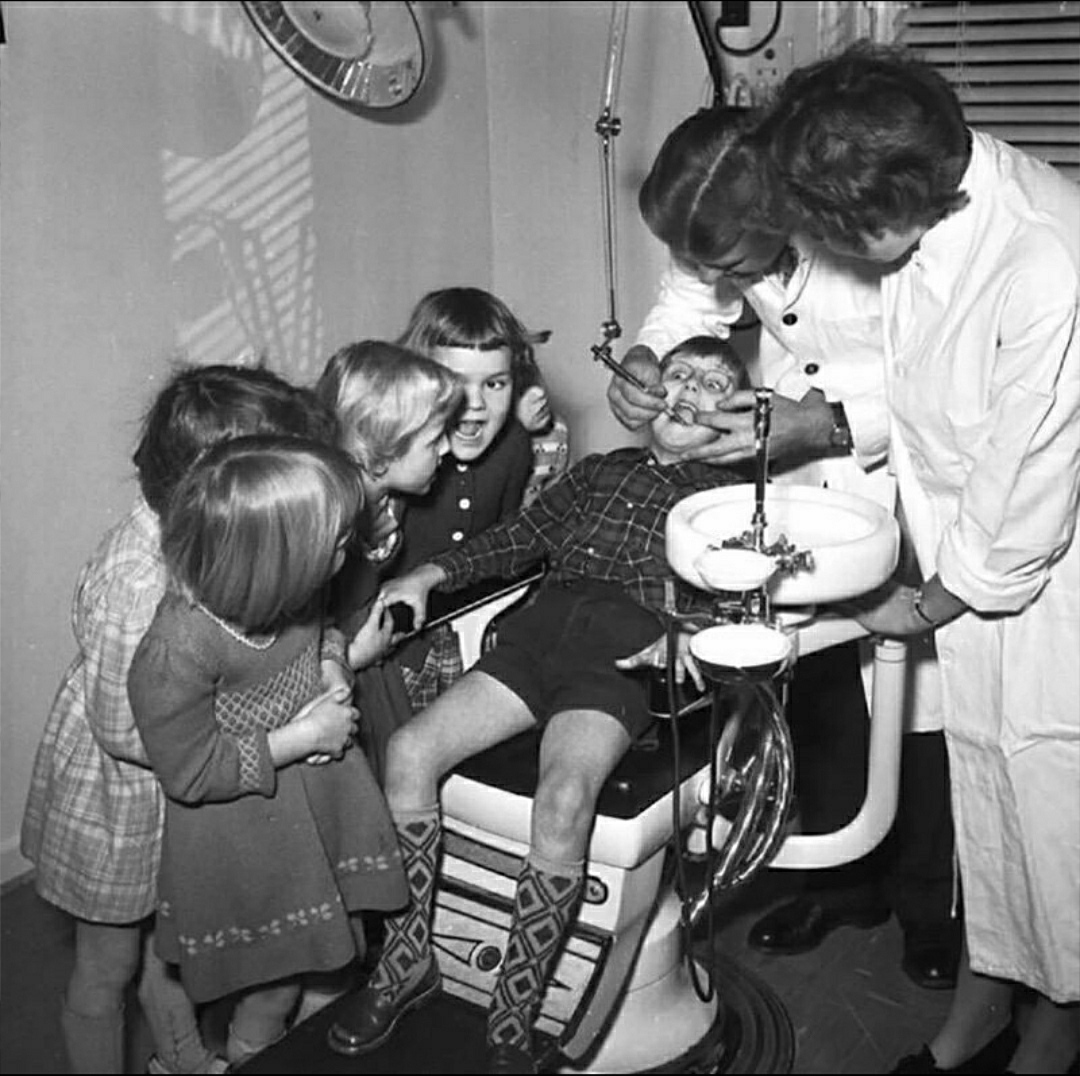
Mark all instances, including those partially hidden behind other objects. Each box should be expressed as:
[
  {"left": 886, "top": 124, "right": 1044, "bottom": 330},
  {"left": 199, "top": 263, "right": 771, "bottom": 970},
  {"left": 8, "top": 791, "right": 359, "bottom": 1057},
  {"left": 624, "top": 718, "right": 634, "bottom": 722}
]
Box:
[
  {"left": 637, "top": 244, "right": 892, "bottom": 502},
  {"left": 637, "top": 248, "right": 943, "bottom": 733},
  {"left": 883, "top": 130, "right": 1080, "bottom": 1002}
]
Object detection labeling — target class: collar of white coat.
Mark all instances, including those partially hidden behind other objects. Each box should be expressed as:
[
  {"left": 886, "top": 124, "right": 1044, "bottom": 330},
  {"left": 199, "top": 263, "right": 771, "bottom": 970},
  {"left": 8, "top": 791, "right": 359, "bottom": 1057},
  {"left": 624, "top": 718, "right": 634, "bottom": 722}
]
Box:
[{"left": 904, "top": 129, "right": 1004, "bottom": 290}]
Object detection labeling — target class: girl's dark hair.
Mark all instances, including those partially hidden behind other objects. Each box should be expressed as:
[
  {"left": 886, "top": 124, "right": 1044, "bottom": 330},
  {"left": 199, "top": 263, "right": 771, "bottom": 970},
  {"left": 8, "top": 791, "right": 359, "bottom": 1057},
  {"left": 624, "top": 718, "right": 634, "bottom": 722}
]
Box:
[
  {"left": 765, "top": 40, "right": 971, "bottom": 251},
  {"left": 398, "top": 287, "right": 551, "bottom": 400},
  {"left": 133, "top": 362, "right": 337, "bottom": 516},
  {"left": 639, "top": 106, "right": 788, "bottom": 267},
  {"left": 162, "top": 434, "right": 362, "bottom": 633}
]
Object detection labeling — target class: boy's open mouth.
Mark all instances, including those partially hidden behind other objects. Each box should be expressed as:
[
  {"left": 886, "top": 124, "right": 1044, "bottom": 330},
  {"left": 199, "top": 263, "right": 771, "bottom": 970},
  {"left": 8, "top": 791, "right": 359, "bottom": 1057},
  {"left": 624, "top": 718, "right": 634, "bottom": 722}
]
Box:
[{"left": 672, "top": 402, "right": 698, "bottom": 425}]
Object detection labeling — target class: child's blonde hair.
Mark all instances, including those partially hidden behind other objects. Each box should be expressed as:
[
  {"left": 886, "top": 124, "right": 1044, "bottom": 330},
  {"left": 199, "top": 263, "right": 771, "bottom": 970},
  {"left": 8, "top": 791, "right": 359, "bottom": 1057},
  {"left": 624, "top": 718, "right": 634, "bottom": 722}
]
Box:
[
  {"left": 316, "top": 340, "right": 462, "bottom": 475},
  {"left": 162, "top": 435, "right": 362, "bottom": 633},
  {"left": 398, "top": 287, "right": 550, "bottom": 401}
]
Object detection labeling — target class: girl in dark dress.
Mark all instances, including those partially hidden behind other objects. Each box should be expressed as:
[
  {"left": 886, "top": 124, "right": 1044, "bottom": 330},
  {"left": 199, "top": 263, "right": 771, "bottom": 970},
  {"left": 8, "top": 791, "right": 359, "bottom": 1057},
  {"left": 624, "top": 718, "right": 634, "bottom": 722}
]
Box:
[{"left": 128, "top": 435, "right": 408, "bottom": 1067}]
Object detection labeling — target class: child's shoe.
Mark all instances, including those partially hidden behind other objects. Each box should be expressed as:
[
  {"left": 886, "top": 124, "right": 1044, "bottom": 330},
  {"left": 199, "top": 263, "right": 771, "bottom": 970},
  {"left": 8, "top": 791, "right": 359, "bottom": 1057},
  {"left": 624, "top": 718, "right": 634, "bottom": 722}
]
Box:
[{"left": 146, "top": 1054, "right": 229, "bottom": 1074}]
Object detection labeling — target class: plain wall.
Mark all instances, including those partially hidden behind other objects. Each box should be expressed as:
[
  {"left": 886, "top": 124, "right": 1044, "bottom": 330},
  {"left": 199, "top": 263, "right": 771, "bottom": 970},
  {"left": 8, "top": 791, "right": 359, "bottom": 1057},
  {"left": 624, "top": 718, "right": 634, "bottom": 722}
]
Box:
[{"left": 1, "top": 0, "right": 824, "bottom": 884}]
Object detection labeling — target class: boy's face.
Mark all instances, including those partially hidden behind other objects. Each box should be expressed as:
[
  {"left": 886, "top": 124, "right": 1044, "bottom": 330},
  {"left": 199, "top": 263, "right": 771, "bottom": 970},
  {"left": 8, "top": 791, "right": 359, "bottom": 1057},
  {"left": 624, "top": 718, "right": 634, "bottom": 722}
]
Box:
[
  {"left": 431, "top": 345, "right": 514, "bottom": 463},
  {"left": 650, "top": 350, "right": 741, "bottom": 464}
]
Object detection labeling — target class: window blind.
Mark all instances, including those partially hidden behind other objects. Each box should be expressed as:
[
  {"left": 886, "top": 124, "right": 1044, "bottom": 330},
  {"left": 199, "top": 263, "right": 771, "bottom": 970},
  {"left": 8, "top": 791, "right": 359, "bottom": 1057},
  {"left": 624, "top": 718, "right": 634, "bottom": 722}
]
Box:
[{"left": 894, "top": 1, "right": 1080, "bottom": 181}]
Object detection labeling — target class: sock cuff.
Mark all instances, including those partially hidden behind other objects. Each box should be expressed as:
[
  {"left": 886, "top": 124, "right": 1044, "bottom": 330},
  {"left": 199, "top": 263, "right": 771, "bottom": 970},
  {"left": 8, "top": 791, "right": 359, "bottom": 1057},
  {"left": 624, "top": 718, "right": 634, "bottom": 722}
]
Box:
[
  {"left": 525, "top": 849, "right": 586, "bottom": 881},
  {"left": 390, "top": 803, "right": 440, "bottom": 826}
]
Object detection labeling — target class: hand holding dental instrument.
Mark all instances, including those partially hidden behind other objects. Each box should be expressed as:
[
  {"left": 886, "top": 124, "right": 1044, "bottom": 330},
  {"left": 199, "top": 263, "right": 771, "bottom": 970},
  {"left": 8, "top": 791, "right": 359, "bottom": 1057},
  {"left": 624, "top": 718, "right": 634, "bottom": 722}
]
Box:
[{"left": 591, "top": 341, "right": 692, "bottom": 425}]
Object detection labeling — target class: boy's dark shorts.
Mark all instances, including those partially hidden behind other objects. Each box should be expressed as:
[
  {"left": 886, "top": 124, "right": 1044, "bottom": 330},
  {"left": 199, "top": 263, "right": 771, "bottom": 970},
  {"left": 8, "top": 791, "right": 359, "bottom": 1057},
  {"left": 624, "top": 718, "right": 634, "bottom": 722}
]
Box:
[{"left": 470, "top": 580, "right": 664, "bottom": 739}]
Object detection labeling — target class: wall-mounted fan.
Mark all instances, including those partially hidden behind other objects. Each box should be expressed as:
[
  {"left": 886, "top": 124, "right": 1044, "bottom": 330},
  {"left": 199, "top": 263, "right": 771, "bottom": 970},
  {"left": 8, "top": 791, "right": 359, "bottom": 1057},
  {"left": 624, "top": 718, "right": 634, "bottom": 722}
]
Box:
[{"left": 242, "top": 1, "right": 425, "bottom": 111}]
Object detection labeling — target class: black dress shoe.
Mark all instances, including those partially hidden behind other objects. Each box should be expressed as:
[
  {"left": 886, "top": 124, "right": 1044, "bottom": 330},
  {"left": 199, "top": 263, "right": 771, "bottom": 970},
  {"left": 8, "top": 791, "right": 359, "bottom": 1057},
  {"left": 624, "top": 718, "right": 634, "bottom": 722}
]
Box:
[
  {"left": 902, "top": 922, "right": 961, "bottom": 990},
  {"left": 747, "top": 896, "right": 890, "bottom": 955},
  {"left": 891, "top": 1045, "right": 948, "bottom": 1074},
  {"left": 487, "top": 1043, "right": 537, "bottom": 1074},
  {"left": 890, "top": 1022, "right": 1018, "bottom": 1075},
  {"left": 327, "top": 959, "right": 441, "bottom": 1056}
]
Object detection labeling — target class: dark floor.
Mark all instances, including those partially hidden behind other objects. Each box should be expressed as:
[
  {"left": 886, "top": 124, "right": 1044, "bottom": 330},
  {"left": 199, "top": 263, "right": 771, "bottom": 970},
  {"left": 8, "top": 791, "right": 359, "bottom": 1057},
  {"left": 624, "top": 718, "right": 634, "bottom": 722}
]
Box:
[{"left": 0, "top": 866, "right": 954, "bottom": 1075}]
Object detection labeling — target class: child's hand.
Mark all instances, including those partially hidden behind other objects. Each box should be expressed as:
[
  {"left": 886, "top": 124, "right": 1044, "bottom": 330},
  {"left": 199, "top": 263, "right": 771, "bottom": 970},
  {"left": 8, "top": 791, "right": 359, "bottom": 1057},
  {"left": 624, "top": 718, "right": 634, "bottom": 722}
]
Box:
[
  {"left": 614, "top": 629, "right": 705, "bottom": 692},
  {"left": 297, "top": 685, "right": 359, "bottom": 760},
  {"left": 321, "top": 658, "right": 352, "bottom": 696},
  {"left": 379, "top": 564, "right": 446, "bottom": 636},
  {"left": 517, "top": 384, "right": 553, "bottom": 434},
  {"left": 347, "top": 594, "right": 395, "bottom": 669}
]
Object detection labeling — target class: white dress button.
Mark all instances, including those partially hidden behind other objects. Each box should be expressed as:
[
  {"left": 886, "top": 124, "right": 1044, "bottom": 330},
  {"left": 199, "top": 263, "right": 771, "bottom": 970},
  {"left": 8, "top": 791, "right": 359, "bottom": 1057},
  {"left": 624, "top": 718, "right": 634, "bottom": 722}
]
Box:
[
  {"left": 458, "top": 497, "right": 471, "bottom": 510},
  {"left": 451, "top": 530, "right": 464, "bottom": 542}
]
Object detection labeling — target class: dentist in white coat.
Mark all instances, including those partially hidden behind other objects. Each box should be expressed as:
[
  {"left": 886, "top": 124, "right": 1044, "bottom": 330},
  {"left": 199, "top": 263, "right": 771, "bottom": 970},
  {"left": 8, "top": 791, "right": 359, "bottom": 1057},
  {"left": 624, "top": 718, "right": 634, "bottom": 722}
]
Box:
[
  {"left": 766, "top": 41, "right": 1079, "bottom": 1076},
  {"left": 607, "top": 107, "right": 958, "bottom": 991}
]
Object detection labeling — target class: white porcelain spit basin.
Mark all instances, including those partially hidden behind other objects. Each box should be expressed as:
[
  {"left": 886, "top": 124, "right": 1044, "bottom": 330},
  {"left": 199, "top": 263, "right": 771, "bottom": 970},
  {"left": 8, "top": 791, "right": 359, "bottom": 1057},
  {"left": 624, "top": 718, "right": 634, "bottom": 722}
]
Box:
[{"left": 667, "top": 483, "right": 900, "bottom": 605}]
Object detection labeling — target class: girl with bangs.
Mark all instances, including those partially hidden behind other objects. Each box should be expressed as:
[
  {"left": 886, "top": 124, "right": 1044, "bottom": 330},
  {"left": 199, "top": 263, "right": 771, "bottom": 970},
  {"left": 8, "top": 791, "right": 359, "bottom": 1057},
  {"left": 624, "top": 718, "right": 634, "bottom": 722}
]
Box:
[
  {"left": 394, "top": 288, "right": 561, "bottom": 713},
  {"left": 127, "top": 435, "right": 408, "bottom": 1068}
]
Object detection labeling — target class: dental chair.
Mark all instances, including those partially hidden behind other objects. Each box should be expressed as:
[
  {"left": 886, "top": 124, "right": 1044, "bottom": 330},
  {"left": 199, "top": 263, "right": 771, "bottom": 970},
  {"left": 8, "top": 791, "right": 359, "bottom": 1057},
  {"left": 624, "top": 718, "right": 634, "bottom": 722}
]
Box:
[
  {"left": 241, "top": 390, "right": 906, "bottom": 1075},
  {"left": 429, "top": 472, "right": 906, "bottom": 1073}
]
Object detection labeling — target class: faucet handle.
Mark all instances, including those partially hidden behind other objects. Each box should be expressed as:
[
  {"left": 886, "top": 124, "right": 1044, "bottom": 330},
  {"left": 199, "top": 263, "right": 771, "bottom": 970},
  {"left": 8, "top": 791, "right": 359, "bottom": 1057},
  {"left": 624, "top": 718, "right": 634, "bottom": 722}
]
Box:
[{"left": 774, "top": 548, "right": 814, "bottom": 574}]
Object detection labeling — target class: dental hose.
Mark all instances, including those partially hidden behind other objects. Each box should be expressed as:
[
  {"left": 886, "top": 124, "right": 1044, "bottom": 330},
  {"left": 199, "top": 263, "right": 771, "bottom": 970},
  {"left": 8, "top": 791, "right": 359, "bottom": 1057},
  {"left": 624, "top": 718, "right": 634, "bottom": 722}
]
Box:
[
  {"left": 666, "top": 611, "right": 719, "bottom": 1002},
  {"left": 665, "top": 612, "right": 796, "bottom": 1002}
]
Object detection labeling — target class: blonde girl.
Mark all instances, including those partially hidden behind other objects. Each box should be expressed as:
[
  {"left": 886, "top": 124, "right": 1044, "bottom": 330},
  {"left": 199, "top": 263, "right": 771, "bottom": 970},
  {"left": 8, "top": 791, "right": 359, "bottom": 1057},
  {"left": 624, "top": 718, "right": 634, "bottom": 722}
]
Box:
[{"left": 128, "top": 435, "right": 408, "bottom": 1067}]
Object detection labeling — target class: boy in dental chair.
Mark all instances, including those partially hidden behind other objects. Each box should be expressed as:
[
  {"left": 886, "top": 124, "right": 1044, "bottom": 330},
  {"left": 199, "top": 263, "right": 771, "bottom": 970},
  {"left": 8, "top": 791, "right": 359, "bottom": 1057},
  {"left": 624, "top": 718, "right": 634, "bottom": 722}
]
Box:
[{"left": 326, "top": 336, "right": 750, "bottom": 1074}]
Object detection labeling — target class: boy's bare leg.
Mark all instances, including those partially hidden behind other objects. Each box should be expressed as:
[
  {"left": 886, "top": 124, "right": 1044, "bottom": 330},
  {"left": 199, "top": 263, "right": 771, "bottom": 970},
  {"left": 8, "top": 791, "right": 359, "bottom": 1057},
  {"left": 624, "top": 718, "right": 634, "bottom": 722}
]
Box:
[
  {"left": 487, "top": 709, "right": 633, "bottom": 1070},
  {"left": 329, "top": 672, "right": 535, "bottom": 1056},
  {"left": 386, "top": 670, "right": 536, "bottom": 809}
]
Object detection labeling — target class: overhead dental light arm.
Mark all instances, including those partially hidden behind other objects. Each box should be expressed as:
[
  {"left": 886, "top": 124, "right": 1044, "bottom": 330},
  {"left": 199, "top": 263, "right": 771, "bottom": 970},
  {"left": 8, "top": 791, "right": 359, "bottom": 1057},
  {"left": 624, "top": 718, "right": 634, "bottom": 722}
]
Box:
[
  {"left": 590, "top": 1, "right": 630, "bottom": 374},
  {"left": 589, "top": 2, "right": 725, "bottom": 379}
]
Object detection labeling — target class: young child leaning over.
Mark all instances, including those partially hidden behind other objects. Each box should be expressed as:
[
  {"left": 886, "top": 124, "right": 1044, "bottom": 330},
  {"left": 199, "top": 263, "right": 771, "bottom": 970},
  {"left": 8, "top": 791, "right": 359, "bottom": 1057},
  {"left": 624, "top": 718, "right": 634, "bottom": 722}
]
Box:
[
  {"left": 393, "top": 286, "right": 554, "bottom": 710},
  {"left": 326, "top": 336, "right": 751, "bottom": 1074},
  {"left": 20, "top": 363, "right": 339, "bottom": 1076},
  {"left": 127, "top": 435, "right": 409, "bottom": 1069},
  {"left": 316, "top": 339, "right": 463, "bottom": 781}
]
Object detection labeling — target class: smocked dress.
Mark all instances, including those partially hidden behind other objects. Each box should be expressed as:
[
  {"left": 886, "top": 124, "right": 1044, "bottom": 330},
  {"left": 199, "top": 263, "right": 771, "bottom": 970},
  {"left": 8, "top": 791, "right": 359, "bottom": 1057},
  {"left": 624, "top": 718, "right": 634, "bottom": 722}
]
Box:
[
  {"left": 128, "top": 592, "right": 408, "bottom": 1004},
  {"left": 20, "top": 497, "right": 167, "bottom": 922}
]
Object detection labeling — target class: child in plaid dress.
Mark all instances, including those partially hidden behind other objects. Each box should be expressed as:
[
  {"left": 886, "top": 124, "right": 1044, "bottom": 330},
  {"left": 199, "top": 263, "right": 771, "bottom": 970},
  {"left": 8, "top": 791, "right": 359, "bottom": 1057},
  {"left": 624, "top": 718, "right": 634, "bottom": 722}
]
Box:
[
  {"left": 20, "top": 364, "right": 338, "bottom": 1075},
  {"left": 128, "top": 436, "right": 409, "bottom": 1067}
]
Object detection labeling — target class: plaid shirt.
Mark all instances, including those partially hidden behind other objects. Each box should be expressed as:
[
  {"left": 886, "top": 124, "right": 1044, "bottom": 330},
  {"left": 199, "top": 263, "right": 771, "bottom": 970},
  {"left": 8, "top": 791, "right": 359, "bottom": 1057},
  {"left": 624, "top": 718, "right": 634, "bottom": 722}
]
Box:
[{"left": 432, "top": 447, "right": 744, "bottom": 619}]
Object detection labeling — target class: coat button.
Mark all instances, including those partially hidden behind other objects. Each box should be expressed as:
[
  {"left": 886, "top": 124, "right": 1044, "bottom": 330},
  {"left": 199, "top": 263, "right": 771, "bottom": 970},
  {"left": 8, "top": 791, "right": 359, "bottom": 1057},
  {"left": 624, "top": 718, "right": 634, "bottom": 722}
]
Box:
[
  {"left": 782, "top": 312, "right": 798, "bottom": 326},
  {"left": 804, "top": 363, "right": 820, "bottom": 375}
]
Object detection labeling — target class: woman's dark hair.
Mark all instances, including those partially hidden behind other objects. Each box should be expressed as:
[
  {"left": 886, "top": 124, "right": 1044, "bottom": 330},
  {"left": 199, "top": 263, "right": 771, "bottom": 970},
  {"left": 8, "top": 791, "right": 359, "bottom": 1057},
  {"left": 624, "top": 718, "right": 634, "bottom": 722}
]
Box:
[
  {"left": 764, "top": 40, "right": 971, "bottom": 251},
  {"left": 639, "top": 106, "right": 788, "bottom": 266},
  {"left": 133, "top": 362, "right": 337, "bottom": 516}
]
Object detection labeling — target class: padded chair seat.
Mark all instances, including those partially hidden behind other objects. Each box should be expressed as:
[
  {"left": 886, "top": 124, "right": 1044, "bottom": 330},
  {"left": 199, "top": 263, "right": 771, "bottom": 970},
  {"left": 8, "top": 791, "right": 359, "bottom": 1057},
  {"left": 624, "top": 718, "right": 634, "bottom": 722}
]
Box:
[{"left": 453, "top": 700, "right": 725, "bottom": 821}]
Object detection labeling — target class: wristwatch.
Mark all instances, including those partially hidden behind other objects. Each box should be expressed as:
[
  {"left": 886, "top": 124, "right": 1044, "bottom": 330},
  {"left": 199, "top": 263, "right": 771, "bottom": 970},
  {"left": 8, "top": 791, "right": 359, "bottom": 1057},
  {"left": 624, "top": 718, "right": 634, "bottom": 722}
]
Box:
[{"left": 828, "top": 401, "right": 852, "bottom": 452}]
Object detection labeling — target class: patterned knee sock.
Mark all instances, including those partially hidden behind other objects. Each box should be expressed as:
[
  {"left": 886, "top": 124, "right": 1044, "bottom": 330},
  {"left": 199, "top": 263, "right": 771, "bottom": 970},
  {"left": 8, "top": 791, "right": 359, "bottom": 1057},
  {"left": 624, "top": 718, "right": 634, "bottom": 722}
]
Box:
[
  {"left": 487, "top": 852, "right": 584, "bottom": 1052},
  {"left": 367, "top": 805, "right": 441, "bottom": 999}
]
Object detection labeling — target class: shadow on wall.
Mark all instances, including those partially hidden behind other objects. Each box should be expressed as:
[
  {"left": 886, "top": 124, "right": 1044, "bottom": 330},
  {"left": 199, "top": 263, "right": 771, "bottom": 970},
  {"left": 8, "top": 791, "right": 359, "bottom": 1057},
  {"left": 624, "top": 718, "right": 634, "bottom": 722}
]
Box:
[{"left": 157, "top": 2, "right": 326, "bottom": 375}]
